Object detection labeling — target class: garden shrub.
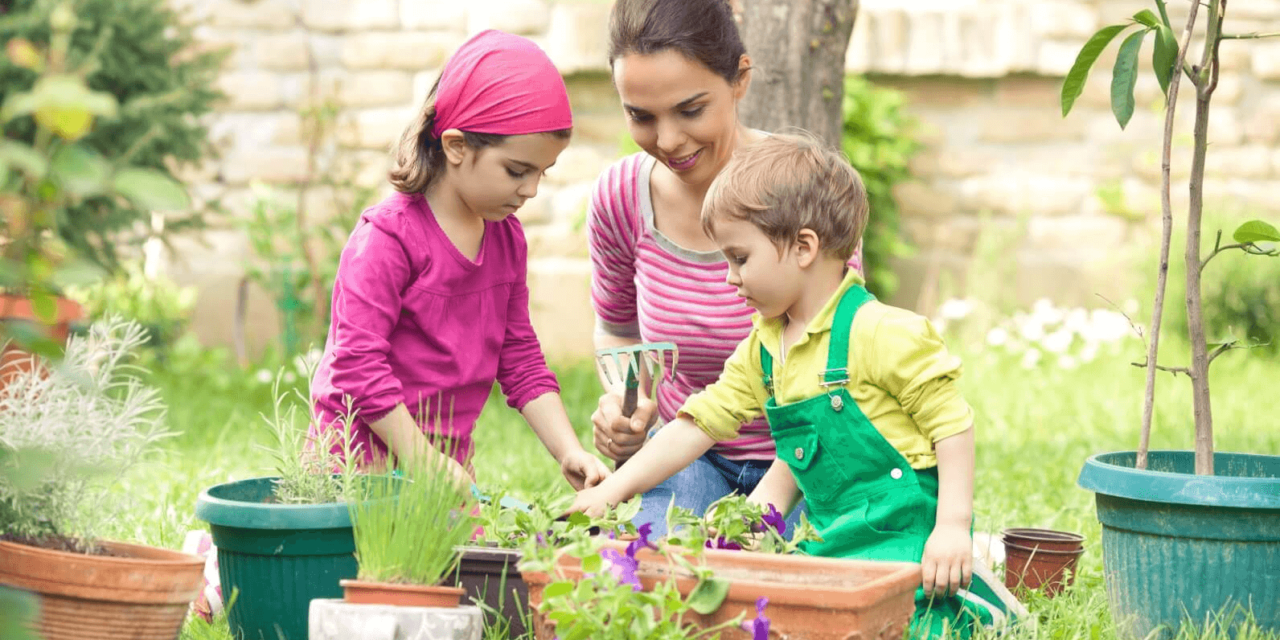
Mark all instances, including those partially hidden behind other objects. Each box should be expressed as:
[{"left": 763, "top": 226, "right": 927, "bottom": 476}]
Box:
[
  {"left": 0, "top": 0, "right": 224, "bottom": 273},
  {"left": 841, "top": 76, "right": 921, "bottom": 300}
]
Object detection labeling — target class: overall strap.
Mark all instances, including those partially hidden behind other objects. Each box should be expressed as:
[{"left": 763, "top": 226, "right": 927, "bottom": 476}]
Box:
[{"left": 822, "top": 284, "right": 875, "bottom": 388}]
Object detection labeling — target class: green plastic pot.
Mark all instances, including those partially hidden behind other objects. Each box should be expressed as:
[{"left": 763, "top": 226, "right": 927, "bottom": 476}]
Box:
[
  {"left": 195, "top": 477, "right": 358, "bottom": 640},
  {"left": 1077, "top": 451, "right": 1280, "bottom": 639}
]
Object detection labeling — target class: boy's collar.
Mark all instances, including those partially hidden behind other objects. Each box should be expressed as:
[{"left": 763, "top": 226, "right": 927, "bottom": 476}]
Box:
[{"left": 752, "top": 268, "right": 866, "bottom": 338}]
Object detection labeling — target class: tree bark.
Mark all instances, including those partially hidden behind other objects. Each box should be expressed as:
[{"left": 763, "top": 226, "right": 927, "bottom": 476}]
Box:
[{"left": 733, "top": 0, "right": 859, "bottom": 148}]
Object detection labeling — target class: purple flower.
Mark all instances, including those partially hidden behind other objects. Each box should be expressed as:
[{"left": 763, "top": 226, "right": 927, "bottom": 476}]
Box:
[
  {"left": 625, "top": 522, "right": 657, "bottom": 557},
  {"left": 705, "top": 536, "right": 743, "bottom": 551},
  {"left": 761, "top": 504, "right": 787, "bottom": 537},
  {"left": 739, "top": 597, "right": 770, "bottom": 640},
  {"left": 601, "top": 548, "right": 641, "bottom": 591}
]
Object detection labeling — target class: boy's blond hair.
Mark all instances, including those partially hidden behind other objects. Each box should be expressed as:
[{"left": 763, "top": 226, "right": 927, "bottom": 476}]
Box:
[{"left": 701, "top": 132, "right": 868, "bottom": 260}]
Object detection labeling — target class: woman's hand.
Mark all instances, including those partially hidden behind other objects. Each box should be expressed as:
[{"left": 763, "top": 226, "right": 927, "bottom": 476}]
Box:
[
  {"left": 591, "top": 391, "right": 658, "bottom": 461},
  {"left": 559, "top": 448, "right": 612, "bottom": 490},
  {"left": 921, "top": 522, "right": 973, "bottom": 598}
]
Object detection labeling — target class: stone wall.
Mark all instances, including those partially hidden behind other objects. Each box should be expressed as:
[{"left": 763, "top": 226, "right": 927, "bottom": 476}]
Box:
[{"left": 165, "top": 0, "right": 1280, "bottom": 360}]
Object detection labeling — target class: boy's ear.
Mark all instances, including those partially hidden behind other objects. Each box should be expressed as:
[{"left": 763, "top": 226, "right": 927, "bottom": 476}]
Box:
[
  {"left": 440, "top": 129, "right": 468, "bottom": 166},
  {"left": 794, "top": 228, "right": 821, "bottom": 268}
]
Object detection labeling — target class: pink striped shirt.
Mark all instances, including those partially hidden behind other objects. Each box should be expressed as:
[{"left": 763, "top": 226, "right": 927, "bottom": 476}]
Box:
[{"left": 589, "top": 153, "right": 863, "bottom": 461}]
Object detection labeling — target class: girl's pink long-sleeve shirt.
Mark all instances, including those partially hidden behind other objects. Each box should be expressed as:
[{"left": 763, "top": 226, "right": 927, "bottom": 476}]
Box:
[{"left": 310, "top": 192, "right": 559, "bottom": 465}]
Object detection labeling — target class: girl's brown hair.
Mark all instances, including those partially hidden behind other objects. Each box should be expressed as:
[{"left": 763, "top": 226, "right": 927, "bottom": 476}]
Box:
[
  {"left": 608, "top": 0, "right": 747, "bottom": 85},
  {"left": 389, "top": 77, "right": 571, "bottom": 194}
]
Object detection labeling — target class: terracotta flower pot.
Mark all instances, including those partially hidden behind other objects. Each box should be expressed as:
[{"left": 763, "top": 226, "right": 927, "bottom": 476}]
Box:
[
  {"left": 524, "top": 540, "right": 919, "bottom": 640},
  {"left": 0, "top": 538, "right": 204, "bottom": 640},
  {"left": 1001, "top": 528, "right": 1084, "bottom": 553},
  {"left": 1002, "top": 541, "right": 1084, "bottom": 598},
  {"left": 341, "top": 579, "right": 465, "bottom": 608},
  {"left": 0, "top": 294, "right": 82, "bottom": 389}
]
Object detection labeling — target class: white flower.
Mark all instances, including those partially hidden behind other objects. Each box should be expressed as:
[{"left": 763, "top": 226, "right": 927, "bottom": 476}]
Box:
[
  {"left": 986, "top": 327, "right": 1010, "bottom": 347},
  {"left": 1079, "top": 342, "right": 1099, "bottom": 363},
  {"left": 1057, "top": 355, "right": 1078, "bottom": 370},
  {"left": 1019, "top": 319, "right": 1046, "bottom": 343},
  {"left": 1123, "top": 298, "right": 1141, "bottom": 316},
  {"left": 1020, "top": 348, "right": 1042, "bottom": 369},
  {"left": 938, "top": 298, "right": 975, "bottom": 321},
  {"left": 1042, "top": 330, "right": 1074, "bottom": 354},
  {"left": 255, "top": 369, "right": 273, "bottom": 384},
  {"left": 283, "top": 371, "right": 297, "bottom": 384},
  {"left": 1031, "top": 298, "right": 1065, "bottom": 325}
]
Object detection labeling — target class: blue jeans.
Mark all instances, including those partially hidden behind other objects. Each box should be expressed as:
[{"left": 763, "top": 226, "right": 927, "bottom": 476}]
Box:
[{"left": 632, "top": 450, "right": 807, "bottom": 539}]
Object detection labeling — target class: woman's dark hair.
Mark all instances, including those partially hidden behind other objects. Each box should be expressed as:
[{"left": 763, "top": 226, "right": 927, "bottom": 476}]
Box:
[
  {"left": 608, "top": 0, "right": 747, "bottom": 85},
  {"left": 389, "top": 77, "right": 572, "bottom": 194}
]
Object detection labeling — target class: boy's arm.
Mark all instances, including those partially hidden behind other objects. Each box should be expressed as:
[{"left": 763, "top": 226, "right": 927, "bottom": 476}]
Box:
[
  {"left": 922, "top": 424, "right": 975, "bottom": 597},
  {"left": 520, "top": 392, "right": 611, "bottom": 490},
  {"left": 747, "top": 457, "right": 801, "bottom": 515},
  {"left": 567, "top": 416, "right": 715, "bottom": 517}
]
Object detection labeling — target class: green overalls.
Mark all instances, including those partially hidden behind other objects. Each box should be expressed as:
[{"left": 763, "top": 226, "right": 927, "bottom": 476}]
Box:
[{"left": 760, "top": 285, "right": 1012, "bottom": 639}]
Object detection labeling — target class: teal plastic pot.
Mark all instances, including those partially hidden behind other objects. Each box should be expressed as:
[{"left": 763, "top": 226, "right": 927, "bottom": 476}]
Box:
[
  {"left": 1077, "top": 451, "right": 1280, "bottom": 638},
  {"left": 195, "top": 477, "right": 357, "bottom": 640}
]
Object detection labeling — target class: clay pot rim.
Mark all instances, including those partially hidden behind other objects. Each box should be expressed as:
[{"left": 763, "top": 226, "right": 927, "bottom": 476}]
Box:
[
  {"left": 1003, "top": 541, "right": 1086, "bottom": 557},
  {"left": 1001, "top": 528, "right": 1084, "bottom": 544},
  {"left": 0, "top": 538, "right": 204, "bottom": 568},
  {"left": 0, "top": 539, "right": 204, "bottom": 605},
  {"left": 339, "top": 579, "right": 466, "bottom": 595}
]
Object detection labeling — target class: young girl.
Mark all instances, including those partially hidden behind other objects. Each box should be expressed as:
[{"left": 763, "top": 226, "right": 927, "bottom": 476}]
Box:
[
  {"left": 571, "top": 134, "right": 1019, "bottom": 637},
  {"left": 309, "top": 30, "right": 609, "bottom": 492}
]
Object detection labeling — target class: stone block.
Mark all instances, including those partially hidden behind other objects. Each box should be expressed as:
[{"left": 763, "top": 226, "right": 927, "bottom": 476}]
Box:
[
  {"left": 1025, "top": 214, "right": 1130, "bottom": 259},
  {"left": 209, "top": 112, "right": 303, "bottom": 149},
  {"left": 566, "top": 75, "right": 621, "bottom": 115},
  {"left": 1037, "top": 39, "right": 1084, "bottom": 76},
  {"left": 466, "top": 0, "right": 550, "bottom": 35},
  {"left": 1253, "top": 42, "right": 1280, "bottom": 80},
  {"left": 221, "top": 146, "right": 312, "bottom": 184},
  {"left": 878, "top": 77, "right": 991, "bottom": 109},
  {"left": 1030, "top": 2, "right": 1097, "bottom": 39},
  {"left": 337, "top": 71, "right": 416, "bottom": 108},
  {"left": 958, "top": 173, "right": 1091, "bottom": 217},
  {"left": 901, "top": 216, "right": 981, "bottom": 254},
  {"left": 515, "top": 190, "right": 552, "bottom": 225},
  {"left": 907, "top": 149, "right": 995, "bottom": 179},
  {"left": 302, "top": 0, "right": 400, "bottom": 32},
  {"left": 1244, "top": 95, "right": 1280, "bottom": 144},
  {"left": 903, "top": 9, "right": 948, "bottom": 75},
  {"left": 190, "top": 28, "right": 249, "bottom": 70},
  {"left": 1204, "top": 145, "right": 1273, "bottom": 179},
  {"left": 401, "top": 0, "right": 466, "bottom": 31},
  {"left": 861, "top": 8, "right": 909, "bottom": 74},
  {"left": 255, "top": 32, "right": 312, "bottom": 72},
  {"left": 412, "top": 69, "right": 442, "bottom": 109},
  {"left": 527, "top": 257, "right": 595, "bottom": 360},
  {"left": 550, "top": 182, "right": 594, "bottom": 226},
  {"left": 1231, "top": 1, "right": 1280, "bottom": 19},
  {"left": 309, "top": 599, "right": 483, "bottom": 640},
  {"left": 893, "top": 182, "right": 958, "bottom": 218},
  {"left": 207, "top": 0, "right": 295, "bottom": 29},
  {"left": 1274, "top": 150, "right": 1280, "bottom": 178},
  {"left": 544, "top": 3, "right": 611, "bottom": 74},
  {"left": 1208, "top": 107, "right": 1244, "bottom": 145},
  {"left": 978, "top": 108, "right": 1085, "bottom": 143},
  {"left": 547, "top": 144, "right": 608, "bottom": 186},
  {"left": 526, "top": 223, "right": 589, "bottom": 258},
  {"left": 217, "top": 71, "right": 284, "bottom": 110},
  {"left": 342, "top": 32, "right": 463, "bottom": 70},
  {"left": 995, "top": 77, "right": 1065, "bottom": 109},
  {"left": 1219, "top": 41, "right": 1252, "bottom": 73},
  {"left": 337, "top": 107, "right": 417, "bottom": 150}
]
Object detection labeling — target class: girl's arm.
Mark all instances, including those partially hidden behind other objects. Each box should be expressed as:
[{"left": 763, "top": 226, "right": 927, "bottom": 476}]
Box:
[
  {"left": 521, "top": 392, "right": 611, "bottom": 490},
  {"left": 368, "top": 403, "right": 473, "bottom": 489},
  {"left": 746, "top": 458, "right": 802, "bottom": 515},
  {"left": 567, "top": 416, "right": 716, "bottom": 517},
  {"left": 922, "top": 424, "right": 975, "bottom": 597}
]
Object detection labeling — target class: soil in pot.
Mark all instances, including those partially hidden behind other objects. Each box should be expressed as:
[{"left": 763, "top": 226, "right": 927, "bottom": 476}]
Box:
[
  {"left": 341, "top": 579, "right": 465, "bottom": 608},
  {"left": 0, "top": 538, "right": 204, "bottom": 640},
  {"left": 1003, "top": 541, "right": 1084, "bottom": 598}
]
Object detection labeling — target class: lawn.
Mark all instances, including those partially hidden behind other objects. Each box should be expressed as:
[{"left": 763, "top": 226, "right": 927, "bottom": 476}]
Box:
[{"left": 108, "top": 332, "right": 1280, "bottom": 639}]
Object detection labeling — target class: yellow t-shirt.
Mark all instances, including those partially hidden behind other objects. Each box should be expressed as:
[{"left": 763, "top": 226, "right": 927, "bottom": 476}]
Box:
[{"left": 680, "top": 270, "right": 973, "bottom": 469}]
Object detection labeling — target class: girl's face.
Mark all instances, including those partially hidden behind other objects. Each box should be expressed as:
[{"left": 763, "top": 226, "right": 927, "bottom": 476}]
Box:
[
  {"left": 447, "top": 132, "right": 570, "bottom": 221},
  {"left": 613, "top": 50, "right": 749, "bottom": 190}
]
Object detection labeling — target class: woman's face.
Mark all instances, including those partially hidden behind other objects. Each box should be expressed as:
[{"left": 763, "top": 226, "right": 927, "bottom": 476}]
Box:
[{"left": 613, "top": 50, "right": 749, "bottom": 189}]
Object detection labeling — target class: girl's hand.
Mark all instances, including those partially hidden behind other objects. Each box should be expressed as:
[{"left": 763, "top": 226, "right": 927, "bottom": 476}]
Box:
[
  {"left": 560, "top": 448, "right": 612, "bottom": 490},
  {"left": 564, "top": 485, "right": 615, "bottom": 519},
  {"left": 591, "top": 391, "right": 657, "bottom": 461},
  {"left": 921, "top": 522, "right": 972, "bottom": 597}
]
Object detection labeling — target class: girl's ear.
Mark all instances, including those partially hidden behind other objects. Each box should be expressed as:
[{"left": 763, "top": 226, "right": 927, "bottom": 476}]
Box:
[
  {"left": 733, "top": 55, "right": 753, "bottom": 101},
  {"left": 440, "top": 129, "right": 468, "bottom": 166},
  {"left": 795, "top": 228, "right": 821, "bottom": 268}
]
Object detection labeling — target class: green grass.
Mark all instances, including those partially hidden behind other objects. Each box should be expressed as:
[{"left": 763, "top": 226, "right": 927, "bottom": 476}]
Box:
[{"left": 102, "top": 342, "right": 1278, "bottom": 639}]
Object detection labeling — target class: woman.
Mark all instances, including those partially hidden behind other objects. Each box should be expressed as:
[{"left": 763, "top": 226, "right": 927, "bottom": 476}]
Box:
[{"left": 588, "top": 0, "right": 862, "bottom": 536}]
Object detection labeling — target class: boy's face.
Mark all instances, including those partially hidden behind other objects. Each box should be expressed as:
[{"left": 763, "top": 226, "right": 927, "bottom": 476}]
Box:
[{"left": 713, "top": 217, "right": 801, "bottom": 319}]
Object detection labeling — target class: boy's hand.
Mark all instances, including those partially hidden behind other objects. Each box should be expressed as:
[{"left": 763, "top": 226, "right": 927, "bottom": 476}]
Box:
[
  {"left": 560, "top": 448, "right": 611, "bottom": 490},
  {"left": 564, "top": 485, "right": 615, "bottom": 519},
  {"left": 591, "top": 392, "right": 657, "bottom": 461},
  {"left": 921, "top": 522, "right": 972, "bottom": 597}
]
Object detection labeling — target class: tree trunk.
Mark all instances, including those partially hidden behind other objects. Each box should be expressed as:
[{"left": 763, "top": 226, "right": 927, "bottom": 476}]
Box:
[{"left": 733, "top": 0, "right": 859, "bottom": 148}]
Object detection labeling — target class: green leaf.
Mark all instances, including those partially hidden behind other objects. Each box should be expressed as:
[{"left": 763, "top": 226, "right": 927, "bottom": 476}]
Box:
[
  {"left": 1111, "top": 29, "right": 1149, "bottom": 130},
  {"left": 112, "top": 168, "right": 190, "bottom": 211},
  {"left": 51, "top": 257, "right": 105, "bottom": 289},
  {"left": 0, "top": 319, "right": 64, "bottom": 359},
  {"left": 544, "top": 580, "right": 573, "bottom": 599},
  {"left": 50, "top": 144, "right": 110, "bottom": 197},
  {"left": 1061, "top": 24, "right": 1130, "bottom": 117},
  {"left": 581, "top": 552, "right": 602, "bottom": 574},
  {"left": 1153, "top": 25, "right": 1178, "bottom": 95},
  {"left": 0, "top": 140, "right": 48, "bottom": 179},
  {"left": 1133, "top": 9, "right": 1160, "bottom": 28},
  {"left": 566, "top": 512, "right": 591, "bottom": 528},
  {"left": 1233, "top": 220, "right": 1280, "bottom": 244},
  {"left": 686, "top": 576, "right": 731, "bottom": 615}
]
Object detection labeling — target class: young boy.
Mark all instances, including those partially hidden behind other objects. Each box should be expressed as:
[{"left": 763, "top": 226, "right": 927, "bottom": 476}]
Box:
[{"left": 569, "top": 133, "right": 1017, "bottom": 636}]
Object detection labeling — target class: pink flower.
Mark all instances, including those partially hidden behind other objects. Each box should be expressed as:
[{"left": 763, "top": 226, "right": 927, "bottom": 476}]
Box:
[{"left": 739, "top": 597, "right": 770, "bottom": 640}]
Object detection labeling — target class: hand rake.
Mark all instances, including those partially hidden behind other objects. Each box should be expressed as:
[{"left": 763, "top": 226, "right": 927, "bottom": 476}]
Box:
[{"left": 593, "top": 342, "right": 678, "bottom": 467}]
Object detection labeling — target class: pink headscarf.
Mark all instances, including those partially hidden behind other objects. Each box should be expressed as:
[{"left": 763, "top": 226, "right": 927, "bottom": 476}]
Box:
[{"left": 431, "top": 30, "right": 573, "bottom": 138}]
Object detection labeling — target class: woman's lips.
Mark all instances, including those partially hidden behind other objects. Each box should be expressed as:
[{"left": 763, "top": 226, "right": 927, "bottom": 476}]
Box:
[{"left": 667, "top": 149, "right": 701, "bottom": 172}]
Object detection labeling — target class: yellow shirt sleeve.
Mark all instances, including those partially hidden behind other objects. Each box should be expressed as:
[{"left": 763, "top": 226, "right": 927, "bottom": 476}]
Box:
[
  {"left": 679, "top": 331, "right": 766, "bottom": 442},
  {"left": 866, "top": 308, "right": 974, "bottom": 443}
]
